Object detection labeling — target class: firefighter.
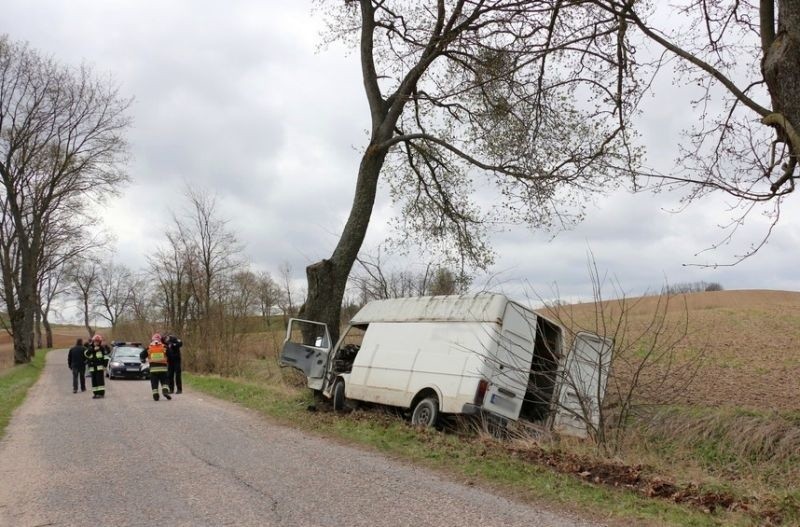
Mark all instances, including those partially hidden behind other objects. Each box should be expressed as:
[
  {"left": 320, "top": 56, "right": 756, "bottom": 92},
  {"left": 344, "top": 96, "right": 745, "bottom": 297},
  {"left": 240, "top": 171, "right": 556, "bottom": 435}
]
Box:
[
  {"left": 141, "top": 333, "right": 172, "bottom": 401},
  {"left": 84, "top": 334, "right": 109, "bottom": 398}
]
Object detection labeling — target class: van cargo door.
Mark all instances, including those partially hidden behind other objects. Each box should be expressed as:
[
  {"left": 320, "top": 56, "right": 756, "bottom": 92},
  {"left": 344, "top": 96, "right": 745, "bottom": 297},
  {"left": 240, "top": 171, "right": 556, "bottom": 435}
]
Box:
[
  {"left": 483, "top": 303, "right": 537, "bottom": 421},
  {"left": 552, "top": 332, "right": 613, "bottom": 438},
  {"left": 280, "top": 319, "right": 332, "bottom": 384}
]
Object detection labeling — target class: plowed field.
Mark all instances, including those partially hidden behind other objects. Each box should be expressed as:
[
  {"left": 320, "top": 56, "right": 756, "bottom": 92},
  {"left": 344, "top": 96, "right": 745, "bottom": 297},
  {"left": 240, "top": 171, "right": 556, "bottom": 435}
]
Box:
[{"left": 547, "top": 289, "right": 800, "bottom": 411}]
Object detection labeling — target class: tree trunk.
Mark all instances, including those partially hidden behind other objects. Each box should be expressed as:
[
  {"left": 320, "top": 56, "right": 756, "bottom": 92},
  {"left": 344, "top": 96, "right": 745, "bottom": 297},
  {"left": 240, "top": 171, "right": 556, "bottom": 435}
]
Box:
[
  {"left": 12, "top": 278, "right": 36, "bottom": 364},
  {"left": 302, "top": 145, "right": 389, "bottom": 345},
  {"left": 43, "top": 312, "right": 53, "bottom": 348},
  {"left": 35, "top": 306, "right": 42, "bottom": 350},
  {"left": 763, "top": 1, "right": 800, "bottom": 152},
  {"left": 82, "top": 295, "right": 94, "bottom": 340}
]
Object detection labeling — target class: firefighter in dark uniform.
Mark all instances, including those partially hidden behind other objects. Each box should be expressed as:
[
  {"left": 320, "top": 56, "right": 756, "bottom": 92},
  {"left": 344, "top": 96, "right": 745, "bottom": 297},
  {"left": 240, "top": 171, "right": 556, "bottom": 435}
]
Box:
[
  {"left": 165, "top": 334, "right": 183, "bottom": 394},
  {"left": 141, "top": 333, "right": 172, "bottom": 401},
  {"left": 84, "top": 334, "right": 109, "bottom": 398}
]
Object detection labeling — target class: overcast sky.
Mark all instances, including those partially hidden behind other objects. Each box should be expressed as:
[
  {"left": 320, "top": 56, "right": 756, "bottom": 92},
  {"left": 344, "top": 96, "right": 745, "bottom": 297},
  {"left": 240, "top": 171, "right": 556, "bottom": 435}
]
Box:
[{"left": 3, "top": 1, "right": 798, "bottom": 320}]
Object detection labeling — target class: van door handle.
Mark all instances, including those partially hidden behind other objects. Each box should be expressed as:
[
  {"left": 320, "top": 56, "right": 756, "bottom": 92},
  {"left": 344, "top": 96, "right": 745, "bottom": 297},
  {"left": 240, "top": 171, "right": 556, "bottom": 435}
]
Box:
[{"left": 497, "top": 387, "right": 516, "bottom": 398}]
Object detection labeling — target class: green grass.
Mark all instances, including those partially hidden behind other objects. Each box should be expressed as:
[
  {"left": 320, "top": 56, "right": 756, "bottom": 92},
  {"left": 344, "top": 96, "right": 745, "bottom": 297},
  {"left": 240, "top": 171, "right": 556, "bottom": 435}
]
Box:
[
  {"left": 0, "top": 350, "right": 49, "bottom": 438},
  {"left": 185, "top": 372, "right": 756, "bottom": 527}
]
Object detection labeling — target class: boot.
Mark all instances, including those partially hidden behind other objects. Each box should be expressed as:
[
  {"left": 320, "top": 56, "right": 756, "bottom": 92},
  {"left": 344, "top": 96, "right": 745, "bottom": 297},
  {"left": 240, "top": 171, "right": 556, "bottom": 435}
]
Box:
[
  {"left": 153, "top": 393, "right": 159, "bottom": 401},
  {"left": 163, "top": 388, "right": 172, "bottom": 400}
]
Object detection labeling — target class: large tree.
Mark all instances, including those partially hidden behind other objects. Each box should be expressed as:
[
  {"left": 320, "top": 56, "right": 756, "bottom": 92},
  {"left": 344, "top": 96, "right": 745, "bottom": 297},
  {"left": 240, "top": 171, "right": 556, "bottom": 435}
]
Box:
[
  {"left": 0, "top": 36, "right": 130, "bottom": 363},
  {"left": 304, "top": 1, "right": 797, "bottom": 342},
  {"left": 304, "top": 0, "right": 639, "bottom": 342}
]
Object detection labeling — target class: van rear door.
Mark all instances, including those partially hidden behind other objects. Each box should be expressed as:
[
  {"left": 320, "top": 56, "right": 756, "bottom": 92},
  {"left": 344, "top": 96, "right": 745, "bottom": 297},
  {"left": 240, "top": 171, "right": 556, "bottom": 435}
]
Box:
[
  {"left": 552, "top": 332, "right": 613, "bottom": 438},
  {"left": 280, "top": 319, "right": 332, "bottom": 388},
  {"left": 482, "top": 303, "right": 537, "bottom": 420}
]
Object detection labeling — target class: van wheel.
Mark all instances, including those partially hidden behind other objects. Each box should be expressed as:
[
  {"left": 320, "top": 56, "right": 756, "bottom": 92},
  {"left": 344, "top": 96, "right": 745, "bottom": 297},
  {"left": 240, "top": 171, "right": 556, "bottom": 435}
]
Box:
[
  {"left": 332, "top": 379, "right": 348, "bottom": 413},
  {"left": 411, "top": 397, "right": 439, "bottom": 427}
]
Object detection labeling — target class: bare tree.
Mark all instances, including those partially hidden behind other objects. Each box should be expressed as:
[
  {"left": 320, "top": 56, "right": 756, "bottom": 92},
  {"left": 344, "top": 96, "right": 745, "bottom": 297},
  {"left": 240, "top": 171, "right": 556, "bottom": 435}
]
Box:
[
  {"left": 69, "top": 259, "right": 101, "bottom": 340},
  {"left": 352, "top": 249, "right": 469, "bottom": 302},
  {"left": 532, "top": 262, "right": 702, "bottom": 453},
  {"left": 94, "top": 262, "right": 134, "bottom": 331},
  {"left": 256, "top": 271, "right": 281, "bottom": 327},
  {"left": 0, "top": 36, "right": 130, "bottom": 362},
  {"left": 278, "top": 262, "right": 297, "bottom": 323},
  {"left": 130, "top": 274, "right": 156, "bottom": 332},
  {"left": 149, "top": 230, "right": 193, "bottom": 334},
  {"left": 178, "top": 189, "right": 241, "bottom": 325},
  {"left": 38, "top": 260, "right": 70, "bottom": 348},
  {"left": 147, "top": 187, "right": 245, "bottom": 372}
]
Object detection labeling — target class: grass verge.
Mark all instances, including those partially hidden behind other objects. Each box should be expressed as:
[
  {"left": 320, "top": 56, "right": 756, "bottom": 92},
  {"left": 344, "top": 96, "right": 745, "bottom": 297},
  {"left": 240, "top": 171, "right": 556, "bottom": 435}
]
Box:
[
  {"left": 185, "top": 372, "right": 757, "bottom": 527},
  {"left": 0, "top": 350, "right": 49, "bottom": 438}
]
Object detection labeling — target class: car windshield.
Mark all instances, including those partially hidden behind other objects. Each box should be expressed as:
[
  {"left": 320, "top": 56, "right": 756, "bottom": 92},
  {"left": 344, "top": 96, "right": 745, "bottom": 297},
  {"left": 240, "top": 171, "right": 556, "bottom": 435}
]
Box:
[{"left": 113, "top": 347, "right": 142, "bottom": 359}]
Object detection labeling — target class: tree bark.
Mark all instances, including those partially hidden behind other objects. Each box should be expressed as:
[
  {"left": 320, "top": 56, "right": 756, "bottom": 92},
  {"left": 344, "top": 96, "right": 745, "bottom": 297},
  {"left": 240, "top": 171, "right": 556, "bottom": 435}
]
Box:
[
  {"left": 303, "top": 145, "right": 389, "bottom": 344},
  {"left": 12, "top": 272, "right": 36, "bottom": 363},
  {"left": 82, "top": 294, "right": 94, "bottom": 341},
  {"left": 42, "top": 312, "right": 53, "bottom": 348},
  {"left": 762, "top": 0, "right": 800, "bottom": 153},
  {"left": 34, "top": 306, "right": 42, "bottom": 350}
]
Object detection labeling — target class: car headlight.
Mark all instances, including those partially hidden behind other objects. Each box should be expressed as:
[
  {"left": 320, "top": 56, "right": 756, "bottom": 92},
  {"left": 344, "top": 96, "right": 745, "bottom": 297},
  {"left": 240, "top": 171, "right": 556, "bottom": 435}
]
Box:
[{"left": 110, "top": 361, "right": 124, "bottom": 368}]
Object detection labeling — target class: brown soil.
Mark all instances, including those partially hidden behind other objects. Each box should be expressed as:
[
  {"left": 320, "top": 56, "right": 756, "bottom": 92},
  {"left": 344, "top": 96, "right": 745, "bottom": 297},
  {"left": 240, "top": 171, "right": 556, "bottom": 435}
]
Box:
[
  {"left": 545, "top": 289, "right": 800, "bottom": 412},
  {"left": 0, "top": 327, "right": 89, "bottom": 370}
]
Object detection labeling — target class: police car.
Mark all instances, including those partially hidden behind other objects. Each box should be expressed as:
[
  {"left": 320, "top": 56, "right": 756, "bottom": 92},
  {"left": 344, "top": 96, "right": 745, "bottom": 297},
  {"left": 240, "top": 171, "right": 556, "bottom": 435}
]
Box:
[{"left": 106, "top": 342, "right": 149, "bottom": 380}]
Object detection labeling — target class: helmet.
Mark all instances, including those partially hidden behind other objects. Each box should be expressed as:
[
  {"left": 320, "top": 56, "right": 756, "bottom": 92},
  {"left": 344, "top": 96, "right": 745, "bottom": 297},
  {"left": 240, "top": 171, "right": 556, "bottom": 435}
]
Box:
[
  {"left": 151, "top": 333, "right": 162, "bottom": 342},
  {"left": 92, "top": 334, "right": 103, "bottom": 343}
]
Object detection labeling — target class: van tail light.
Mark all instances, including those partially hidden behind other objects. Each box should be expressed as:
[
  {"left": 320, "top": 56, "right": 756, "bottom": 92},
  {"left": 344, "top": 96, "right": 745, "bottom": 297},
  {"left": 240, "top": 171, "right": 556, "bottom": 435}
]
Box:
[{"left": 475, "top": 379, "right": 489, "bottom": 405}]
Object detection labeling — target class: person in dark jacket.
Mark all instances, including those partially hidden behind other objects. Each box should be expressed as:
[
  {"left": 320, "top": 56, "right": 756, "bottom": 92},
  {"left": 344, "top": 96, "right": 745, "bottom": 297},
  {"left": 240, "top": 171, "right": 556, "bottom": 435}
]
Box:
[
  {"left": 67, "top": 338, "right": 87, "bottom": 393},
  {"left": 165, "top": 334, "right": 183, "bottom": 394},
  {"left": 84, "top": 334, "right": 109, "bottom": 398}
]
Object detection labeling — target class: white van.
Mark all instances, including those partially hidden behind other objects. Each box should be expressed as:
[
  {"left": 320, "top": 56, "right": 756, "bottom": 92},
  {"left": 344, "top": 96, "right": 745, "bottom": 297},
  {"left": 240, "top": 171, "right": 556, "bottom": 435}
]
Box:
[{"left": 280, "top": 293, "right": 612, "bottom": 437}]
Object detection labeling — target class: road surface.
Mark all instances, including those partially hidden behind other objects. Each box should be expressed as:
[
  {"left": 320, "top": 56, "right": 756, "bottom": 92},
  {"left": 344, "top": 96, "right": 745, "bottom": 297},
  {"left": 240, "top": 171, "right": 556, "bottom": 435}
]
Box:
[{"left": 0, "top": 350, "right": 604, "bottom": 527}]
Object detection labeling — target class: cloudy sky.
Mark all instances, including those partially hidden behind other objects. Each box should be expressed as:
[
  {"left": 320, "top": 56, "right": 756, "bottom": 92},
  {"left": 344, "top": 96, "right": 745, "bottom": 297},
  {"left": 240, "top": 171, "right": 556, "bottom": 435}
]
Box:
[{"left": 3, "top": 1, "right": 798, "bottom": 318}]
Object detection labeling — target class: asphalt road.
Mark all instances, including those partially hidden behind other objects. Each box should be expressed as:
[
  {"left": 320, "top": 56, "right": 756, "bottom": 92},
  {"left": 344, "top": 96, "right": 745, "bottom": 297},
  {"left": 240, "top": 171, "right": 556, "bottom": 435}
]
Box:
[{"left": 0, "top": 350, "right": 605, "bottom": 527}]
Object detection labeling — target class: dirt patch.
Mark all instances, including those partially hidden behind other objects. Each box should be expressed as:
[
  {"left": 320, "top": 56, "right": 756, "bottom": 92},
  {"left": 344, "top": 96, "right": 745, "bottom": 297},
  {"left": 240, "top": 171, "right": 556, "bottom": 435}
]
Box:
[
  {"left": 501, "top": 442, "right": 784, "bottom": 524},
  {"left": 0, "top": 327, "right": 89, "bottom": 371}
]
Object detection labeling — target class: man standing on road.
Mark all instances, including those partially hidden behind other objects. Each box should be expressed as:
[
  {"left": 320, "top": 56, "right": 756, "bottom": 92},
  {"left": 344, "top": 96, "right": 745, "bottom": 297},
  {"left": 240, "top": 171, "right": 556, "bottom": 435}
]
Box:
[
  {"left": 165, "top": 334, "right": 183, "bottom": 394},
  {"left": 141, "top": 333, "right": 172, "bottom": 401},
  {"left": 84, "top": 335, "right": 109, "bottom": 398},
  {"left": 67, "top": 338, "right": 87, "bottom": 394}
]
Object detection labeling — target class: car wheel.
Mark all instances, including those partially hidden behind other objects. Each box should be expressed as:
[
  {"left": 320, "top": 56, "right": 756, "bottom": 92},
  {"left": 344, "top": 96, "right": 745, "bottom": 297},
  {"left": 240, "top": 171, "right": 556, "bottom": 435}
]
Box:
[
  {"left": 411, "top": 397, "right": 439, "bottom": 427},
  {"left": 332, "top": 379, "right": 348, "bottom": 413}
]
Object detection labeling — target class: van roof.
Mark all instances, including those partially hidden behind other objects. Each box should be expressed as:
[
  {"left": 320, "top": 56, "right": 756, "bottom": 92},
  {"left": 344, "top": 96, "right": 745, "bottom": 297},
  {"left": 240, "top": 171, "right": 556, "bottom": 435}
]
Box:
[{"left": 350, "top": 293, "right": 528, "bottom": 324}]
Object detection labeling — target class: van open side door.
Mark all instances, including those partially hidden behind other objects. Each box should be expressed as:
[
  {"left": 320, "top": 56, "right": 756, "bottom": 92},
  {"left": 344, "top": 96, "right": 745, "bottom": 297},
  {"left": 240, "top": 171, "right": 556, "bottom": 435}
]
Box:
[
  {"left": 280, "top": 319, "right": 332, "bottom": 390},
  {"left": 552, "top": 332, "right": 614, "bottom": 438}
]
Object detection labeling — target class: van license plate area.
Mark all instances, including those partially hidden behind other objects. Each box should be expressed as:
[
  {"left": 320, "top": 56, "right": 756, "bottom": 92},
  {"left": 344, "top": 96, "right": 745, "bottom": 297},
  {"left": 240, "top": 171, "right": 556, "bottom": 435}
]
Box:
[{"left": 490, "top": 393, "right": 515, "bottom": 411}]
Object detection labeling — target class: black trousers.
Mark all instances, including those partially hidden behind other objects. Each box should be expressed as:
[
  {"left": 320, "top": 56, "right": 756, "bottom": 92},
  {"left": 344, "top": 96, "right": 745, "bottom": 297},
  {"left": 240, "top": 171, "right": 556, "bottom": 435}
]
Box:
[
  {"left": 150, "top": 370, "right": 170, "bottom": 399},
  {"left": 90, "top": 368, "right": 105, "bottom": 396},
  {"left": 168, "top": 361, "right": 182, "bottom": 393},
  {"left": 71, "top": 365, "right": 86, "bottom": 392}
]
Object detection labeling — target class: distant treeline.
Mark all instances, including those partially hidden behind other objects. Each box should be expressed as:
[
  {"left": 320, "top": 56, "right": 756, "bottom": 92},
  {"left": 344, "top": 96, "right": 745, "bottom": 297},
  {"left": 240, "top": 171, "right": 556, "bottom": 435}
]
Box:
[{"left": 652, "top": 281, "right": 724, "bottom": 295}]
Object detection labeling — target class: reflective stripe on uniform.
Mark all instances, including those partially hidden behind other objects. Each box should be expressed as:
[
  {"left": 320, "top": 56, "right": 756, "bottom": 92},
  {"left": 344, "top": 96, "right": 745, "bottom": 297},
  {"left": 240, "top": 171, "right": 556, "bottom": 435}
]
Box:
[
  {"left": 93, "top": 386, "right": 103, "bottom": 392},
  {"left": 152, "top": 388, "right": 159, "bottom": 394},
  {"left": 150, "top": 366, "right": 167, "bottom": 373}
]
